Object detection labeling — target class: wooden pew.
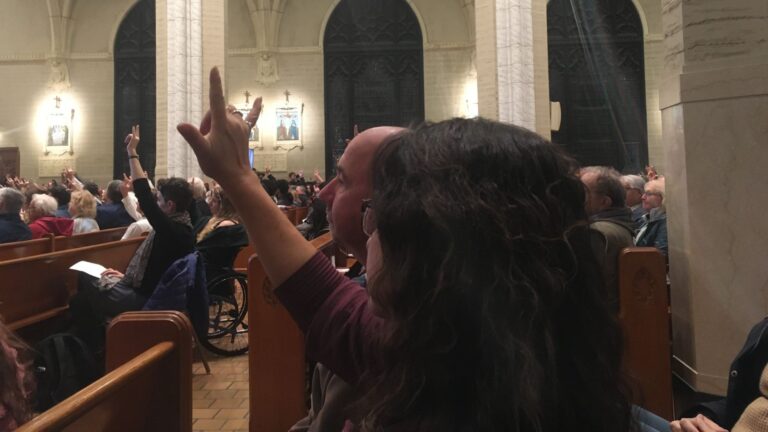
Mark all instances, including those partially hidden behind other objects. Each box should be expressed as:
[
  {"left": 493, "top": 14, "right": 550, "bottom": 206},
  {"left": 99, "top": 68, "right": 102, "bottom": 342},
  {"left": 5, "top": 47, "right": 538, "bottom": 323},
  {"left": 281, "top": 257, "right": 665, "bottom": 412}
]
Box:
[
  {"left": 247, "top": 232, "right": 336, "bottom": 431},
  {"left": 0, "top": 236, "right": 53, "bottom": 261},
  {"left": 18, "top": 311, "right": 193, "bottom": 432},
  {"left": 0, "top": 227, "right": 128, "bottom": 262},
  {"left": 53, "top": 226, "right": 128, "bottom": 251},
  {"left": 0, "top": 237, "right": 144, "bottom": 333},
  {"left": 618, "top": 247, "right": 673, "bottom": 420},
  {"left": 294, "top": 206, "right": 309, "bottom": 225}
]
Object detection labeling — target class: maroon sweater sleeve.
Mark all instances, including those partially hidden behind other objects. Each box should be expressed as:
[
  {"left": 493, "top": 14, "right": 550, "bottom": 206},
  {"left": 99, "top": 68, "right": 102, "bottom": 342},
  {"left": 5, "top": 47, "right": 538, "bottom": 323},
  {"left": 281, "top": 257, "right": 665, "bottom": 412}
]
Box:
[{"left": 275, "top": 252, "right": 382, "bottom": 384}]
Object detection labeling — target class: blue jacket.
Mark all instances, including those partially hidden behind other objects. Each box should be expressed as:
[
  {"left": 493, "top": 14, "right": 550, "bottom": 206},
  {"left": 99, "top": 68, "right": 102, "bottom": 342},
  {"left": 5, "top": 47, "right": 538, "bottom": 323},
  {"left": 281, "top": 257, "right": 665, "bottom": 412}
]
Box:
[
  {"left": 636, "top": 209, "right": 668, "bottom": 256},
  {"left": 142, "top": 252, "right": 209, "bottom": 337},
  {"left": 0, "top": 213, "right": 32, "bottom": 244},
  {"left": 95, "top": 202, "right": 135, "bottom": 230}
]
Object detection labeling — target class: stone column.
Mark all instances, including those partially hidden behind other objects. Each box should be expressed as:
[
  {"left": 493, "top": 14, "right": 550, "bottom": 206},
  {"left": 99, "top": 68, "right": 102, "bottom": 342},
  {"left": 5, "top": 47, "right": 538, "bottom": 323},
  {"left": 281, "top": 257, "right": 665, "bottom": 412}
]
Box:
[
  {"left": 156, "top": 0, "right": 203, "bottom": 179},
  {"left": 474, "top": 0, "right": 549, "bottom": 137},
  {"left": 662, "top": 0, "right": 768, "bottom": 395}
]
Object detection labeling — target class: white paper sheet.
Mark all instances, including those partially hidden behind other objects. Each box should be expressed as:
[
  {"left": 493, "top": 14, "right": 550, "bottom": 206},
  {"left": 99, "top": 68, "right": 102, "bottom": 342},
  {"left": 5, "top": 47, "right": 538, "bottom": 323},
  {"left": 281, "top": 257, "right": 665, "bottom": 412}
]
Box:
[{"left": 69, "top": 260, "right": 107, "bottom": 279}]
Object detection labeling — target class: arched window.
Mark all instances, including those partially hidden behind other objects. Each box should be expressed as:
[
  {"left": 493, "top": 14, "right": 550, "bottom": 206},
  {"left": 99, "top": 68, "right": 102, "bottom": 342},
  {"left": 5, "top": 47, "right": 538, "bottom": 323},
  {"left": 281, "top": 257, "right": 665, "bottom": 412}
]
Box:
[
  {"left": 323, "top": 0, "right": 424, "bottom": 177},
  {"left": 114, "top": 0, "right": 156, "bottom": 179},
  {"left": 548, "top": 0, "right": 646, "bottom": 173}
]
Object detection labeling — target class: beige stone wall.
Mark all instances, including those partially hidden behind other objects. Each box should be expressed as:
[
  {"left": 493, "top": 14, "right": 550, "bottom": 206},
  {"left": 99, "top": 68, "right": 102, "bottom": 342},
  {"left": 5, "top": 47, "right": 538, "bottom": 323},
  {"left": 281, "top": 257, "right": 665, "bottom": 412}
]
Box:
[
  {"left": 0, "top": 0, "right": 136, "bottom": 187},
  {"left": 662, "top": 0, "right": 768, "bottom": 395},
  {"left": 226, "top": 0, "right": 474, "bottom": 175}
]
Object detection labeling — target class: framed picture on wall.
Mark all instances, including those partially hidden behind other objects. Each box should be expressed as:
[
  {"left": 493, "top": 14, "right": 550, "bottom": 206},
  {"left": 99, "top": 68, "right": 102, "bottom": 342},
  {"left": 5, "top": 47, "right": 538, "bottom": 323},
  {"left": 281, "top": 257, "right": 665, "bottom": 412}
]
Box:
[
  {"left": 236, "top": 106, "right": 260, "bottom": 143},
  {"left": 275, "top": 106, "right": 301, "bottom": 142},
  {"left": 44, "top": 102, "right": 74, "bottom": 156}
]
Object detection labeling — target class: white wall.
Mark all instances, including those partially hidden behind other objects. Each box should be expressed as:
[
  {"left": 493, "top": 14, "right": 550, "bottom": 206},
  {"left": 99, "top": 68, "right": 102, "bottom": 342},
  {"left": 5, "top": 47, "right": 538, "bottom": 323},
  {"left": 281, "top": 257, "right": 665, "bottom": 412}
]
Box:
[{"left": 0, "top": 0, "right": 136, "bottom": 187}]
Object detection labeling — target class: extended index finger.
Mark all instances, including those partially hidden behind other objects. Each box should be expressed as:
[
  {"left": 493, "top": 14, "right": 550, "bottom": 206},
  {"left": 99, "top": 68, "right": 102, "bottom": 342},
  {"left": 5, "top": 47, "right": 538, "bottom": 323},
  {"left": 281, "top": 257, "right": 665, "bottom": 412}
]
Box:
[{"left": 209, "top": 67, "right": 227, "bottom": 128}]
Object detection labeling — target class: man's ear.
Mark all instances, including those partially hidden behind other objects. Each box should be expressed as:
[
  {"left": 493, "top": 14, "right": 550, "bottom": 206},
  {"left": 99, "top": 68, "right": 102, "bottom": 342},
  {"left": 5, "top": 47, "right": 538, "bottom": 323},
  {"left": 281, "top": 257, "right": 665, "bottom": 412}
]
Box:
[
  {"left": 603, "top": 195, "right": 613, "bottom": 208},
  {"left": 166, "top": 199, "right": 177, "bottom": 213}
]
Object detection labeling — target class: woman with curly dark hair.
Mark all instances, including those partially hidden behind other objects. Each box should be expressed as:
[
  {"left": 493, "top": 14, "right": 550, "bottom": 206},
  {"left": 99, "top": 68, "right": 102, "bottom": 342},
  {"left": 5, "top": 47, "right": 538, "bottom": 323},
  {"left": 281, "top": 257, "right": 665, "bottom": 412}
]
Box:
[
  {"left": 179, "top": 68, "right": 633, "bottom": 431},
  {"left": 0, "top": 320, "right": 34, "bottom": 430}
]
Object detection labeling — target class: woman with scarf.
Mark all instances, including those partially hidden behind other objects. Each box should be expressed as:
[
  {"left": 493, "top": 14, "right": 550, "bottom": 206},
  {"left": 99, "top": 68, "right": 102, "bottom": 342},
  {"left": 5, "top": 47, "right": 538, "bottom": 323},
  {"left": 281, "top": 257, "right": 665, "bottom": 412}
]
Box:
[{"left": 71, "top": 125, "right": 195, "bottom": 331}]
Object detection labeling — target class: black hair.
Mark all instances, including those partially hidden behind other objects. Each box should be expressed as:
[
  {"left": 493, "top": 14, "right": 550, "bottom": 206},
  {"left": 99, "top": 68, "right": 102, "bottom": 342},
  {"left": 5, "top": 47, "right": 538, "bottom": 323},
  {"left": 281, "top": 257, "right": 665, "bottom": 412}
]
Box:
[
  {"left": 158, "top": 177, "right": 193, "bottom": 212},
  {"left": 48, "top": 185, "right": 71, "bottom": 207},
  {"left": 83, "top": 181, "right": 100, "bottom": 198},
  {"left": 363, "top": 118, "right": 632, "bottom": 431}
]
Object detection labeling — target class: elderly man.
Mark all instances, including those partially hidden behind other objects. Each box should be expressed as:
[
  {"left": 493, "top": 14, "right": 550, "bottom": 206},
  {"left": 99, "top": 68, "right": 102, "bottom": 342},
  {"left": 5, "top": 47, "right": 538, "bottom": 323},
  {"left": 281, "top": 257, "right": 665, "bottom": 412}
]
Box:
[
  {"left": 290, "top": 126, "right": 403, "bottom": 432},
  {"left": 580, "top": 166, "right": 635, "bottom": 311},
  {"left": 27, "top": 194, "right": 74, "bottom": 239},
  {"left": 621, "top": 174, "right": 647, "bottom": 229},
  {"left": 0, "top": 188, "right": 32, "bottom": 243}
]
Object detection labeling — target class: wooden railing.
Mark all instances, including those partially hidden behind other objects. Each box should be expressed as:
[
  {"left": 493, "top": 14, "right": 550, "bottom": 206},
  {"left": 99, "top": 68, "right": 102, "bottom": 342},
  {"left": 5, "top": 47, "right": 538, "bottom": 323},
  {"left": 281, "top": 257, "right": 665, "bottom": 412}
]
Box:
[
  {"left": 0, "top": 227, "right": 128, "bottom": 262},
  {"left": 18, "top": 311, "right": 193, "bottom": 431}
]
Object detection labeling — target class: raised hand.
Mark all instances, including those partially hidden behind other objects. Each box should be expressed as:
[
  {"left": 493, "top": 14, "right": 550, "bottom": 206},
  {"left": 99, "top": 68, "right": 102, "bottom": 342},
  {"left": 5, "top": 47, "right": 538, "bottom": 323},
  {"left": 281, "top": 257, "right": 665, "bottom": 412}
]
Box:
[
  {"left": 120, "top": 173, "right": 133, "bottom": 197},
  {"left": 126, "top": 125, "right": 140, "bottom": 155},
  {"left": 177, "top": 67, "right": 252, "bottom": 185}
]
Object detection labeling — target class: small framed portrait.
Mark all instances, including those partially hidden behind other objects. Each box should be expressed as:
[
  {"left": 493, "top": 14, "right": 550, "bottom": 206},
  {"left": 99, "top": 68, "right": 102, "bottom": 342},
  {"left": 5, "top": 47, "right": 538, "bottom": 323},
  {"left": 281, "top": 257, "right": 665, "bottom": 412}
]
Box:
[
  {"left": 44, "top": 104, "right": 74, "bottom": 155},
  {"left": 276, "top": 106, "right": 301, "bottom": 142},
  {"left": 48, "top": 125, "right": 69, "bottom": 146}
]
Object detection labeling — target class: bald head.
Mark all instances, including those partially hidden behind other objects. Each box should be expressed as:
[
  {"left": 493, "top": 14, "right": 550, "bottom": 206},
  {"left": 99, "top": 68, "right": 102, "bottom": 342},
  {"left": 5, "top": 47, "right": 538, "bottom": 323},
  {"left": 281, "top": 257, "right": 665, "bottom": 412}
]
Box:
[{"left": 319, "top": 126, "right": 404, "bottom": 264}]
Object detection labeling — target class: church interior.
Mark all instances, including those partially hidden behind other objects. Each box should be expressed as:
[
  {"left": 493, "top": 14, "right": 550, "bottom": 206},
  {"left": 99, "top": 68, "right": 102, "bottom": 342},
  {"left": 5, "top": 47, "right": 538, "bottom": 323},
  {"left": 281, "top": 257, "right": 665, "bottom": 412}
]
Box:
[{"left": 0, "top": 0, "right": 766, "bottom": 431}]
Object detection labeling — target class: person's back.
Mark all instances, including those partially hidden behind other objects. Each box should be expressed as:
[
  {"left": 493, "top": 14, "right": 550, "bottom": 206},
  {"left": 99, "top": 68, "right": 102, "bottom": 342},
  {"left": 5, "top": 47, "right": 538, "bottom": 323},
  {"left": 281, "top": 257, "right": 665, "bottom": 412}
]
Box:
[
  {"left": 0, "top": 188, "right": 32, "bottom": 244},
  {"left": 96, "top": 180, "right": 135, "bottom": 229}
]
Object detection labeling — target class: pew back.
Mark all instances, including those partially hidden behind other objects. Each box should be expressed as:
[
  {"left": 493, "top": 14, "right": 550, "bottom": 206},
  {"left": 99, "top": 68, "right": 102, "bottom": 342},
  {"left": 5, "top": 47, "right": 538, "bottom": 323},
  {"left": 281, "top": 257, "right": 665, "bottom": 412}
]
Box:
[
  {"left": 248, "top": 232, "right": 335, "bottom": 431},
  {"left": 619, "top": 247, "right": 673, "bottom": 420},
  {"left": 0, "top": 236, "right": 53, "bottom": 261},
  {"left": 0, "top": 237, "right": 144, "bottom": 332},
  {"left": 53, "top": 227, "right": 128, "bottom": 251},
  {"left": 17, "top": 311, "right": 193, "bottom": 432}
]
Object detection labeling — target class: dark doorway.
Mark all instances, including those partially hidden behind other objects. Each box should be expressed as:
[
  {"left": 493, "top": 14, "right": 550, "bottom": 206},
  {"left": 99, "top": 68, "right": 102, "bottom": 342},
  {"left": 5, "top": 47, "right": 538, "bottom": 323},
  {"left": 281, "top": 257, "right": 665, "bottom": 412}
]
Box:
[
  {"left": 114, "top": 0, "right": 156, "bottom": 179},
  {"left": 323, "top": 0, "right": 425, "bottom": 178},
  {"left": 547, "top": 0, "right": 646, "bottom": 173}
]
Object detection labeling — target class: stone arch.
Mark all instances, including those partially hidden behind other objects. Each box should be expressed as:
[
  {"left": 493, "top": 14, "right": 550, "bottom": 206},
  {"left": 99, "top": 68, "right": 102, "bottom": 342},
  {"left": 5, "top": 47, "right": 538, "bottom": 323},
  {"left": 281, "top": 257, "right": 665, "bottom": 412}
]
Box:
[{"left": 319, "top": 0, "right": 429, "bottom": 48}]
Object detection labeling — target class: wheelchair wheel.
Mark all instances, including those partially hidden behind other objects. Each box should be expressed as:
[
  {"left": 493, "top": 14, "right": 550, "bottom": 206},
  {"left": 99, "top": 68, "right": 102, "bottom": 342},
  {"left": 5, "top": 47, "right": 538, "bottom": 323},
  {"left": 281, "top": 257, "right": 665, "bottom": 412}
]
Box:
[{"left": 200, "top": 271, "right": 249, "bottom": 356}]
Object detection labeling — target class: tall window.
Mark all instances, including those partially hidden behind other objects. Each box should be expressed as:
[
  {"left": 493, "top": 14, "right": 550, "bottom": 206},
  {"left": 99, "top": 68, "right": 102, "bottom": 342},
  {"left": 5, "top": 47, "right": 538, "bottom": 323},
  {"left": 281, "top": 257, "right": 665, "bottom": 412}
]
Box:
[
  {"left": 114, "top": 0, "right": 156, "bottom": 179},
  {"left": 548, "top": 0, "right": 646, "bottom": 173},
  {"left": 323, "top": 0, "right": 424, "bottom": 177}
]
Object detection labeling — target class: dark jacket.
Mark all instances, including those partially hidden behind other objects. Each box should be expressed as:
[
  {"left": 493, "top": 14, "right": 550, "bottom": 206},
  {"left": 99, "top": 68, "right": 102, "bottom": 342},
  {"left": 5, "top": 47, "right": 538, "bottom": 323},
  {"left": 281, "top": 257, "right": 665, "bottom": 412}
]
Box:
[
  {"left": 685, "top": 318, "right": 768, "bottom": 429},
  {"left": 133, "top": 178, "right": 195, "bottom": 297},
  {"left": 589, "top": 207, "right": 635, "bottom": 311},
  {"left": 636, "top": 208, "right": 668, "bottom": 256},
  {"left": 55, "top": 205, "right": 71, "bottom": 218},
  {"left": 0, "top": 213, "right": 32, "bottom": 244},
  {"left": 95, "top": 202, "right": 135, "bottom": 229}
]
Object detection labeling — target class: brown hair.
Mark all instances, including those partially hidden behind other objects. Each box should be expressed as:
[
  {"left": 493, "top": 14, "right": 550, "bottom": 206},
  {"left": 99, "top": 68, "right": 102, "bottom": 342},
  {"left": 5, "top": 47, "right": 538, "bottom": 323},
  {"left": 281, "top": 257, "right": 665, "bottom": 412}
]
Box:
[{"left": 0, "top": 320, "right": 34, "bottom": 426}]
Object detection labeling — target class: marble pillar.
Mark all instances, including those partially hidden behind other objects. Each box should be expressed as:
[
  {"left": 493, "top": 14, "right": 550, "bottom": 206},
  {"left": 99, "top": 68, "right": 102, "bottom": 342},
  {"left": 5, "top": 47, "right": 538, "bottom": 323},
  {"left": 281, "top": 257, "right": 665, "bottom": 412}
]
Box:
[
  {"left": 661, "top": 0, "right": 768, "bottom": 395},
  {"left": 475, "top": 0, "right": 549, "bottom": 136},
  {"left": 156, "top": 0, "right": 203, "bottom": 179}
]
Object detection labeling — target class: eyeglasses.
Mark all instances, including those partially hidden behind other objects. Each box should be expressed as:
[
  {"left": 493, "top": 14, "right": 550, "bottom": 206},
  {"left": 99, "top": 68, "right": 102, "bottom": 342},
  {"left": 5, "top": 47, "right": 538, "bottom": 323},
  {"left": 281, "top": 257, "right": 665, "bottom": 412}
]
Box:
[
  {"left": 361, "top": 199, "right": 376, "bottom": 237},
  {"left": 642, "top": 191, "right": 662, "bottom": 197}
]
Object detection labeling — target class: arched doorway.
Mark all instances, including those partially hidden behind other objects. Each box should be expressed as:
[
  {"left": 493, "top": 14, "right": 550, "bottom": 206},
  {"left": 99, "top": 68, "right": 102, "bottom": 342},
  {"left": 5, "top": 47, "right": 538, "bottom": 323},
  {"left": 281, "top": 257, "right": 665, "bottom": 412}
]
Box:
[
  {"left": 323, "top": 0, "right": 424, "bottom": 178},
  {"left": 114, "top": 0, "right": 156, "bottom": 179},
  {"left": 547, "top": 0, "right": 646, "bottom": 173}
]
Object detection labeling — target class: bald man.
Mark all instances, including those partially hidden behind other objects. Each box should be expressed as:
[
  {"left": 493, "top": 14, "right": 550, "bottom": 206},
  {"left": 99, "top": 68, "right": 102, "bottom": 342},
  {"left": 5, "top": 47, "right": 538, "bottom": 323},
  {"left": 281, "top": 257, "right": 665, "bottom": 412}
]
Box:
[{"left": 292, "top": 126, "right": 403, "bottom": 432}]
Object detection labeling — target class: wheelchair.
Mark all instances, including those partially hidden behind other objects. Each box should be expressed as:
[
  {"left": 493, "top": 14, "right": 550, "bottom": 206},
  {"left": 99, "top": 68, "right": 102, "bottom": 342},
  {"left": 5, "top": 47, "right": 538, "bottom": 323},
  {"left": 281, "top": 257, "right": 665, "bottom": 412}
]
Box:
[{"left": 199, "top": 268, "right": 249, "bottom": 356}]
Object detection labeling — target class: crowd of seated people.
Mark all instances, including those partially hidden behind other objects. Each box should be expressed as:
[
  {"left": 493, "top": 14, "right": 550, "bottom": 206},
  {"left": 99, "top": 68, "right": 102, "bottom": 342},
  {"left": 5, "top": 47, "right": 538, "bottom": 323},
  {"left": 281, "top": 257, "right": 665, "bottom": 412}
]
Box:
[{"left": 0, "top": 67, "right": 763, "bottom": 431}]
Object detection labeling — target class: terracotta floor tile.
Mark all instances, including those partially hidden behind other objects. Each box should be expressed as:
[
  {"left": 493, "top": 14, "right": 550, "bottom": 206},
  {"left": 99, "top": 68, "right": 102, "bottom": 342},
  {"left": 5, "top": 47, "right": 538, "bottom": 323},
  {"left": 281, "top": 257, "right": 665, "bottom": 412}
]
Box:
[
  {"left": 193, "top": 399, "right": 215, "bottom": 409},
  {"left": 194, "top": 418, "right": 228, "bottom": 430},
  {"left": 222, "top": 418, "right": 249, "bottom": 430},
  {"left": 215, "top": 408, "right": 248, "bottom": 419},
  {"left": 193, "top": 408, "right": 220, "bottom": 419},
  {"left": 204, "top": 381, "right": 234, "bottom": 390},
  {"left": 209, "top": 398, "right": 245, "bottom": 409}
]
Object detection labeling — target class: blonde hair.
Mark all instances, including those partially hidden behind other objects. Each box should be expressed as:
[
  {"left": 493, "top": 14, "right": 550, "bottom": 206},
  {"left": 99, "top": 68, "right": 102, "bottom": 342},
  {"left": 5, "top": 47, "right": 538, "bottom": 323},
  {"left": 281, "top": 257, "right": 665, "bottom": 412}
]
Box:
[{"left": 70, "top": 190, "right": 98, "bottom": 219}]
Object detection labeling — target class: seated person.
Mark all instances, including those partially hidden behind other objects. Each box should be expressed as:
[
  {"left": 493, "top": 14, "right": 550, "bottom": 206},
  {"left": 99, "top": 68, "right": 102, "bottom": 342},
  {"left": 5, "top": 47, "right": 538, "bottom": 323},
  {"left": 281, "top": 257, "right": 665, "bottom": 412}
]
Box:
[
  {"left": 69, "top": 190, "right": 100, "bottom": 234},
  {"left": 194, "top": 185, "right": 248, "bottom": 283},
  {"left": 74, "top": 125, "right": 195, "bottom": 319},
  {"left": 580, "top": 166, "right": 635, "bottom": 310},
  {"left": 95, "top": 180, "right": 136, "bottom": 229},
  {"left": 0, "top": 188, "right": 32, "bottom": 243},
  {"left": 27, "top": 194, "right": 73, "bottom": 238},
  {"left": 635, "top": 178, "right": 668, "bottom": 256},
  {"left": 0, "top": 320, "right": 34, "bottom": 430},
  {"left": 621, "top": 174, "right": 647, "bottom": 230},
  {"left": 189, "top": 176, "right": 212, "bottom": 218},
  {"left": 297, "top": 198, "right": 329, "bottom": 241},
  {"left": 49, "top": 185, "right": 71, "bottom": 218},
  {"left": 276, "top": 179, "right": 294, "bottom": 207},
  {"left": 178, "top": 72, "right": 634, "bottom": 431},
  {"left": 674, "top": 317, "right": 768, "bottom": 431}
]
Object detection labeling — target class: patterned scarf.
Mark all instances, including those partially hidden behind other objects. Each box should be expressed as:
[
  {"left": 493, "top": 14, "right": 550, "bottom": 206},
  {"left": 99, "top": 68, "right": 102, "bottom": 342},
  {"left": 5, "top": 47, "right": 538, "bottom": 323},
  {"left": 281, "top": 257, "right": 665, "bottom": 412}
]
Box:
[{"left": 121, "top": 211, "right": 192, "bottom": 291}]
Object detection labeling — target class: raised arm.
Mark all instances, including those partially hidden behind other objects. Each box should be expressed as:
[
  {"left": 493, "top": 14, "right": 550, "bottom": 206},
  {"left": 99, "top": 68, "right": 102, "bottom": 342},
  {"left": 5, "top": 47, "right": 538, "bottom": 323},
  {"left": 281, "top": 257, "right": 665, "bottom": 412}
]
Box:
[{"left": 177, "top": 67, "right": 315, "bottom": 286}]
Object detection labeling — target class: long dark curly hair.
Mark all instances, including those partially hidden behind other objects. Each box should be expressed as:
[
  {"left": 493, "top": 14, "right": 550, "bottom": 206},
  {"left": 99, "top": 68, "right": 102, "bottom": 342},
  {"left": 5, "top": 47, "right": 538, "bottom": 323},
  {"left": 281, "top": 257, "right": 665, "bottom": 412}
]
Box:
[
  {"left": 0, "top": 320, "right": 34, "bottom": 426},
  {"left": 362, "top": 118, "right": 632, "bottom": 431}
]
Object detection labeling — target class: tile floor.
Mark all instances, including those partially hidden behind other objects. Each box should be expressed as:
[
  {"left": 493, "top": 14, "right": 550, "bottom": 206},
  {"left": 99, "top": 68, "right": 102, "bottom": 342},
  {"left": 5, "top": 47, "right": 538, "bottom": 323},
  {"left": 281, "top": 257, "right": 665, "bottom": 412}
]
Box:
[{"left": 192, "top": 354, "right": 250, "bottom": 432}]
